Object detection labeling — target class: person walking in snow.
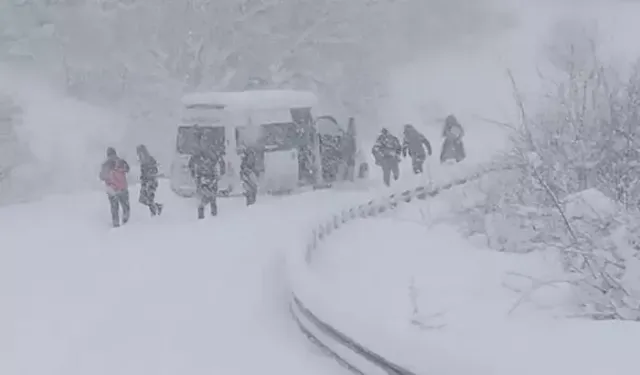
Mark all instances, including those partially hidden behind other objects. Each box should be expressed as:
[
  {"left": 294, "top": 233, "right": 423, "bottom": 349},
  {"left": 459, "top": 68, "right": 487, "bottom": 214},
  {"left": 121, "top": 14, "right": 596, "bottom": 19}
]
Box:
[
  {"left": 136, "top": 144, "right": 163, "bottom": 216},
  {"left": 99, "top": 147, "right": 131, "bottom": 228},
  {"left": 402, "top": 124, "right": 432, "bottom": 174},
  {"left": 340, "top": 117, "right": 358, "bottom": 181},
  {"left": 372, "top": 128, "right": 402, "bottom": 187},
  {"left": 440, "top": 114, "right": 466, "bottom": 164},
  {"left": 240, "top": 146, "right": 259, "bottom": 206},
  {"left": 188, "top": 144, "right": 225, "bottom": 219}
]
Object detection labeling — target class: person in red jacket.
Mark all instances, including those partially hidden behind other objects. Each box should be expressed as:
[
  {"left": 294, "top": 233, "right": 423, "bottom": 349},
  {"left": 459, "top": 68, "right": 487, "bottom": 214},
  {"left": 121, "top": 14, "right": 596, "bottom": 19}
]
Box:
[{"left": 99, "top": 147, "right": 131, "bottom": 227}]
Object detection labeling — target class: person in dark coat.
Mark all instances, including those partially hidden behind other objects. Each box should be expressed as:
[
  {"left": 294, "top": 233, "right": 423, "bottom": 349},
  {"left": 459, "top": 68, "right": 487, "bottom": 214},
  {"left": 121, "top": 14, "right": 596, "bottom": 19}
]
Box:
[
  {"left": 318, "top": 131, "right": 342, "bottom": 183},
  {"left": 188, "top": 146, "right": 225, "bottom": 219},
  {"left": 341, "top": 117, "right": 358, "bottom": 181},
  {"left": 240, "top": 146, "right": 259, "bottom": 206},
  {"left": 371, "top": 128, "right": 402, "bottom": 187},
  {"left": 402, "top": 124, "right": 432, "bottom": 174},
  {"left": 99, "top": 147, "right": 131, "bottom": 227},
  {"left": 136, "top": 144, "right": 163, "bottom": 216},
  {"left": 440, "top": 114, "right": 466, "bottom": 163}
]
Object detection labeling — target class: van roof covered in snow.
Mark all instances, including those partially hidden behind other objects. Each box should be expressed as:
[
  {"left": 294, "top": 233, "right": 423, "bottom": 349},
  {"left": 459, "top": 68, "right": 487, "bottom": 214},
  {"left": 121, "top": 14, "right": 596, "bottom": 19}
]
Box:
[{"left": 181, "top": 90, "right": 318, "bottom": 111}]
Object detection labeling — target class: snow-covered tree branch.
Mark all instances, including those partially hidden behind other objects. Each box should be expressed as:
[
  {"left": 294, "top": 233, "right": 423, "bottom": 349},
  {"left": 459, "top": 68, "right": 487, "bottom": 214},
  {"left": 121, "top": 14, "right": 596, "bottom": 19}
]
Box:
[
  {"left": 457, "top": 28, "right": 640, "bottom": 320},
  {"left": 1, "top": 0, "right": 505, "bottom": 117}
]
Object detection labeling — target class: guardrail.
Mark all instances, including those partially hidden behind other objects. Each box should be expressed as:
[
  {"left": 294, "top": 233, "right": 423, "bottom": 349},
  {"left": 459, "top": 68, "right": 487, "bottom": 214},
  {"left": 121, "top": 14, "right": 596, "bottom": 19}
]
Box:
[{"left": 290, "top": 167, "right": 493, "bottom": 374}]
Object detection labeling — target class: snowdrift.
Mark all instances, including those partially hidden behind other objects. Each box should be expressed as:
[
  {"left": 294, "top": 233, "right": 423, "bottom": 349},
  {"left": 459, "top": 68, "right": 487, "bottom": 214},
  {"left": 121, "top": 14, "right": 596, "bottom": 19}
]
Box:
[
  {"left": 5, "top": 179, "right": 431, "bottom": 375},
  {"left": 287, "top": 160, "right": 498, "bottom": 373}
]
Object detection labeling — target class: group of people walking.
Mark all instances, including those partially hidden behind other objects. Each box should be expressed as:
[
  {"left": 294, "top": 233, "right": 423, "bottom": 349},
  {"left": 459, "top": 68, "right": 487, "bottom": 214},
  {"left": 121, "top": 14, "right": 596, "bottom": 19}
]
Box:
[
  {"left": 97, "top": 114, "right": 466, "bottom": 227},
  {"left": 98, "top": 145, "right": 165, "bottom": 228},
  {"left": 99, "top": 143, "right": 260, "bottom": 228},
  {"left": 371, "top": 114, "right": 466, "bottom": 187}
]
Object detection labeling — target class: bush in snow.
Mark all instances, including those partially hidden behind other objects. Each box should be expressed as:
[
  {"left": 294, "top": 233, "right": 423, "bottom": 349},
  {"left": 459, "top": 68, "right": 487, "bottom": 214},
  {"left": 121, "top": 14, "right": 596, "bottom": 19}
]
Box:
[
  {"left": 454, "top": 33, "right": 640, "bottom": 320},
  {"left": 559, "top": 189, "right": 640, "bottom": 320},
  {"left": 453, "top": 170, "right": 555, "bottom": 253}
]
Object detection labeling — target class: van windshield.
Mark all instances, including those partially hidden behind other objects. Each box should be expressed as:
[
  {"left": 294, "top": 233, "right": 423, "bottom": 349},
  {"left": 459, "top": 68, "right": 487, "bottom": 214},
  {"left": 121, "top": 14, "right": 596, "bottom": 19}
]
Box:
[
  {"left": 176, "top": 126, "right": 225, "bottom": 155},
  {"left": 236, "top": 122, "right": 305, "bottom": 151}
]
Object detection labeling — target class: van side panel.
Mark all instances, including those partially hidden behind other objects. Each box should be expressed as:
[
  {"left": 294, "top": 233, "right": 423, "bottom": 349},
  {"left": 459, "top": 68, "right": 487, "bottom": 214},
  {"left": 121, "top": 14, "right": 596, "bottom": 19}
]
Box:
[{"left": 173, "top": 91, "right": 321, "bottom": 197}]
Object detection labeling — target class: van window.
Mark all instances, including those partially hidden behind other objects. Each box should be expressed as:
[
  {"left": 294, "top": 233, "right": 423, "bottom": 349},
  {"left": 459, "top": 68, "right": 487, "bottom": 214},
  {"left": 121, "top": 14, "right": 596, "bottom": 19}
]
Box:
[
  {"left": 261, "top": 122, "right": 305, "bottom": 150},
  {"left": 290, "top": 107, "right": 313, "bottom": 126},
  {"left": 176, "top": 126, "right": 225, "bottom": 155},
  {"left": 236, "top": 122, "right": 305, "bottom": 151},
  {"left": 316, "top": 116, "right": 344, "bottom": 136}
]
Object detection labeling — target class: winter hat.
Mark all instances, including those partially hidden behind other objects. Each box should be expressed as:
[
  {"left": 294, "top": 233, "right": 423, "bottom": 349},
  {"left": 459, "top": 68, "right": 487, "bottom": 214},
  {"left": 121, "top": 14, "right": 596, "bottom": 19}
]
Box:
[
  {"left": 106, "top": 147, "right": 117, "bottom": 157},
  {"left": 445, "top": 115, "right": 459, "bottom": 126},
  {"left": 136, "top": 144, "right": 149, "bottom": 158}
]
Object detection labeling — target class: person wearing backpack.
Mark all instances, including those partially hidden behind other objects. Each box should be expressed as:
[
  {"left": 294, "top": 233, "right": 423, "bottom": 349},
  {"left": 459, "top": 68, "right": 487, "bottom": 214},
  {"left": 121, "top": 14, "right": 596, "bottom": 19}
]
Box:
[
  {"left": 341, "top": 117, "right": 358, "bottom": 181},
  {"left": 99, "top": 147, "right": 131, "bottom": 227},
  {"left": 240, "top": 146, "right": 259, "bottom": 206},
  {"left": 402, "top": 124, "right": 432, "bottom": 174},
  {"left": 188, "top": 145, "right": 225, "bottom": 219},
  {"left": 136, "top": 144, "right": 163, "bottom": 216},
  {"left": 371, "top": 128, "right": 402, "bottom": 187},
  {"left": 440, "top": 114, "right": 466, "bottom": 164}
]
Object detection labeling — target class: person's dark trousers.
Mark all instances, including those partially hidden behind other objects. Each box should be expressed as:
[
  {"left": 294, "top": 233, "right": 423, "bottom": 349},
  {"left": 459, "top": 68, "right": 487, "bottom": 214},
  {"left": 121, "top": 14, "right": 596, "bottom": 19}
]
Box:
[
  {"left": 245, "top": 190, "right": 257, "bottom": 206},
  {"left": 411, "top": 156, "right": 425, "bottom": 174},
  {"left": 241, "top": 170, "right": 258, "bottom": 206},
  {"left": 196, "top": 180, "right": 218, "bottom": 219},
  {"left": 108, "top": 190, "right": 130, "bottom": 227},
  {"left": 197, "top": 195, "right": 217, "bottom": 219},
  {"left": 140, "top": 179, "right": 163, "bottom": 216},
  {"left": 381, "top": 158, "right": 400, "bottom": 187}
]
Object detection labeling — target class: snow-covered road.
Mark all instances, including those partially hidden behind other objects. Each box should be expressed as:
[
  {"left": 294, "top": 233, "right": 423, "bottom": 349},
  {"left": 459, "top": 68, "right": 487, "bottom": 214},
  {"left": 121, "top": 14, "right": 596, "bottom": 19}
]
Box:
[
  {"left": 1, "top": 33, "right": 511, "bottom": 375},
  {"left": 1, "top": 146, "right": 490, "bottom": 375},
  {"left": 302, "top": 186, "right": 640, "bottom": 375},
  {"left": 8, "top": 1, "right": 640, "bottom": 374},
  {"left": 1, "top": 181, "right": 397, "bottom": 375}
]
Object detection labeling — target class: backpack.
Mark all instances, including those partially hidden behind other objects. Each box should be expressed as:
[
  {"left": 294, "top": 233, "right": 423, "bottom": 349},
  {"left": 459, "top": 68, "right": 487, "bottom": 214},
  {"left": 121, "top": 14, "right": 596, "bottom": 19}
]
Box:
[{"left": 105, "top": 160, "right": 128, "bottom": 192}]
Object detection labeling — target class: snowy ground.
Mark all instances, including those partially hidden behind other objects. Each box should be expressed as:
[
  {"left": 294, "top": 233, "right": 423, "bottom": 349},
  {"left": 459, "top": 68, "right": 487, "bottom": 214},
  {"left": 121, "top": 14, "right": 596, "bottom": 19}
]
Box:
[
  {"left": 0, "top": 180, "right": 395, "bottom": 375},
  {"left": 0, "top": 157, "right": 485, "bottom": 375},
  {"left": 5, "top": 1, "right": 640, "bottom": 374},
  {"left": 302, "top": 189, "right": 640, "bottom": 375},
  {"left": 297, "top": 3, "right": 640, "bottom": 374},
  {"left": 1, "top": 116, "right": 497, "bottom": 375}
]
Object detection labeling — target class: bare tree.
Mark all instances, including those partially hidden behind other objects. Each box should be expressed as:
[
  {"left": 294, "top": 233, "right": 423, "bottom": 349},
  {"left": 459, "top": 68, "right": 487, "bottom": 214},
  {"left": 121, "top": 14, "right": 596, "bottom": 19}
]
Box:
[{"left": 462, "top": 29, "right": 640, "bottom": 320}]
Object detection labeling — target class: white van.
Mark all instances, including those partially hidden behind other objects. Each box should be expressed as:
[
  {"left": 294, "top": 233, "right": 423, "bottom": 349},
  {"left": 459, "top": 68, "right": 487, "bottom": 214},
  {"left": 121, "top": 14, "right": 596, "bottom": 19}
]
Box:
[{"left": 170, "top": 90, "right": 322, "bottom": 197}]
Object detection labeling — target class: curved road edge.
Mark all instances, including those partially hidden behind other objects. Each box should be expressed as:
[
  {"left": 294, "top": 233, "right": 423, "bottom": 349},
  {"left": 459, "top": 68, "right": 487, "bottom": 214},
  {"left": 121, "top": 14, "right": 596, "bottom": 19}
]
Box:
[{"left": 289, "top": 164, "right": 501, "bottom": 374}]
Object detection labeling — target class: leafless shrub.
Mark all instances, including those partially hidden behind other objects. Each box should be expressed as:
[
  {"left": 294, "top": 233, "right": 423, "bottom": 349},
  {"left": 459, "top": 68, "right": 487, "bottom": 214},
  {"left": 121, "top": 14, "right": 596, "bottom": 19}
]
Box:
[{"left": 455, "top": 31, "right": 640, "bottom": 320}]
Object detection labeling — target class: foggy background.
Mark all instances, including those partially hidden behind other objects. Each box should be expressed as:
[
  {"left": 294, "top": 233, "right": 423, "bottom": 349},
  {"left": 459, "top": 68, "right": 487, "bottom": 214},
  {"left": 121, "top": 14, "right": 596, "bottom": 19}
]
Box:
[{"left": 0, "top": 0, "right": 636, "bottom": 202}]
